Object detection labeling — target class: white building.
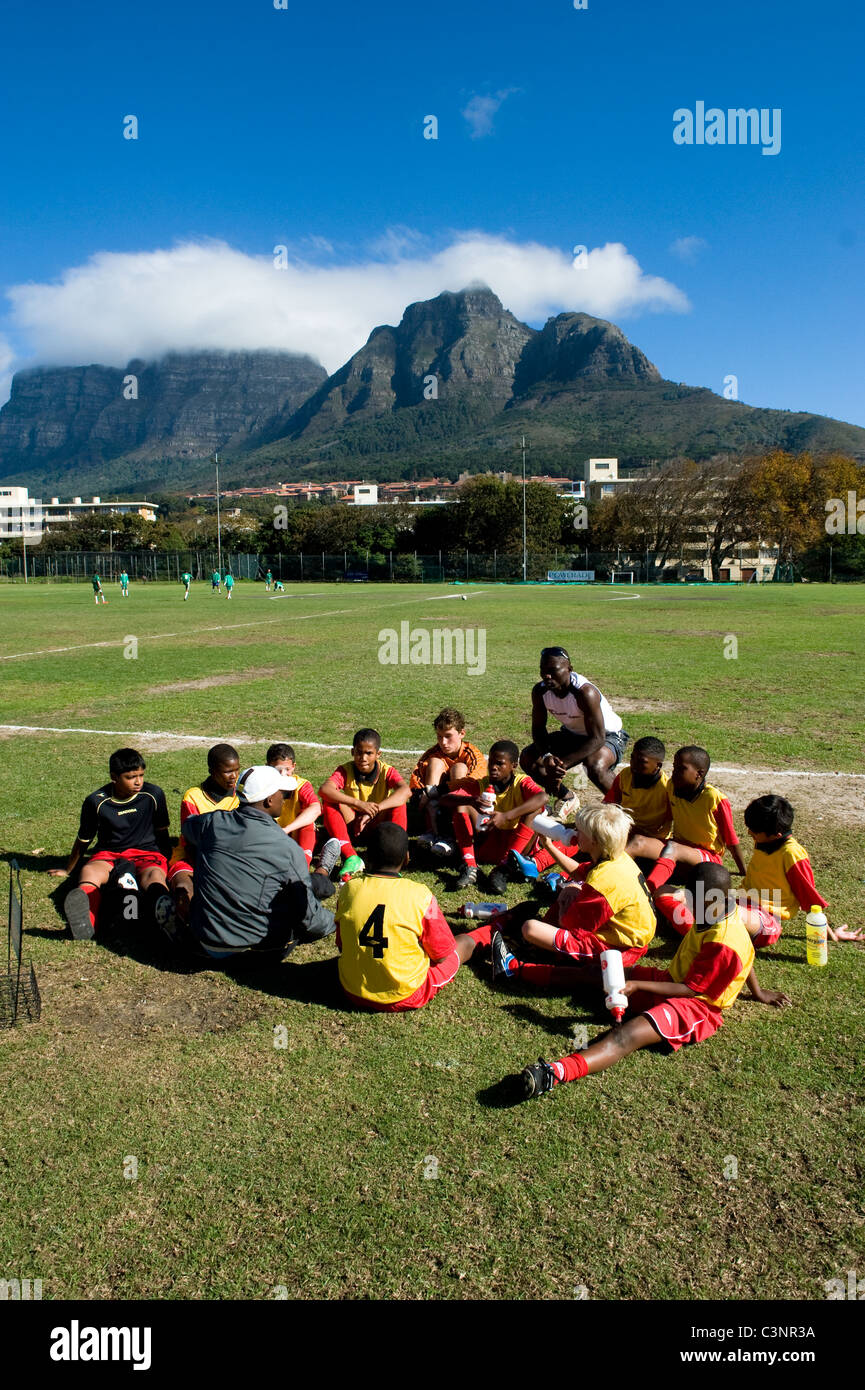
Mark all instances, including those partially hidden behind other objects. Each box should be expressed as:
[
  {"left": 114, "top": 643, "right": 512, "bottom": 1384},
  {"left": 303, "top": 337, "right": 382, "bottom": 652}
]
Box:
[
  {"left": 43, "top": 495, "right": 159, "bottom": 523},
  {"left": 0, "top": 486, "right": 43, "bottom": 540}
]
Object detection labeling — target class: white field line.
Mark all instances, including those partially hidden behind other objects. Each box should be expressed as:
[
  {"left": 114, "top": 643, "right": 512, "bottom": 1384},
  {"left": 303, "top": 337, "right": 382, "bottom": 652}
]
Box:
[
  {"left": 0, "top": 589, "right": 489, "bottom": 662},
  {"left": 1, "top": 724, "right": 864, "bottom": 779}
]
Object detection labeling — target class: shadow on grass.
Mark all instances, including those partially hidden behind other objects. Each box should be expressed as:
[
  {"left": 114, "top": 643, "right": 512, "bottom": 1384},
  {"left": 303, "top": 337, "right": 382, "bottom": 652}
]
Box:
[
  {"left": 503, "top": 1001, "right": 598, "bottom": 1039},
  {"left": 476, "top": 1075, "right": 531, "bottom": 1109}
]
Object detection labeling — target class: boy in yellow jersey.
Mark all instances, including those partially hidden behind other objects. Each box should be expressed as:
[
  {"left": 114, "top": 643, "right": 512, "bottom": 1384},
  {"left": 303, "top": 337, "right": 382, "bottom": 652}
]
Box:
[
  {"left": 319, "top": 728, "right": 410, "bottom": 877},
  {"left": 512, "top": 863, "right": 790, "bottom": 1099},
  {"left": 451, "top": 740, "right": 547, "bottom": 893},
  {"left": 336, "top": 824, "right": 480, "bottom": 1011},
  {"left": 490, "top": 805, "right": 656, "bottom": 985},
  {"left": 265, "top": 742, "right": 321, "bottom": 865},
  {"left": 166, "top": 743, "right": 240, "bottom": 918}
]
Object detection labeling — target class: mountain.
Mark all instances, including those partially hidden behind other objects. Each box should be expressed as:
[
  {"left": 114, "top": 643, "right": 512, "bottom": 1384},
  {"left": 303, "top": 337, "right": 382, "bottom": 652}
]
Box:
[
  {"left": 0, "top": 350, "right": 327, "bottom": 493},
  {"left": 2, "top": 292, "right": 864, "bottom": 494}
]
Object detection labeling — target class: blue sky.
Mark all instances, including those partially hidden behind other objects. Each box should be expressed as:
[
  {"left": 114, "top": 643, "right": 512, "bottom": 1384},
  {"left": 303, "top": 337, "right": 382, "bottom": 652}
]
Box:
[{"left": 1, "top": 0, "right": 863, "bottom": 426}]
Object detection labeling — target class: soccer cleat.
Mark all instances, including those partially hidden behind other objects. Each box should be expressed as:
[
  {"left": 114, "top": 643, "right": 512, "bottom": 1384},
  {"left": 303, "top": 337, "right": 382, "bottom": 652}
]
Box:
[
  {"left": 455, "top": 863, "right": 477, "bottom": 891},
  {"left": 64, "top": 887, "right": 95, "bottom": 941},
  {"left": 509, "top": 848, "right": 539, "bottom": 881},
  {"left": 340, "top": 853, "right": 365, "bottom": 880},
  {"left": 520, "top": 1057, "right": 557, "bottom": 1099},
  {"left": 487, "top": 866, "right": 508, "bottom": 895},
  {"left": 430, "top": 838, "right": 457, "bottom": 859},
  {"left": 415, "top": 832, "right": 437, "bottom": 850},
  {"left": 317, "top": 837, "right": 342, "bottom": 878},
  {"left": 491, "top": 930, "right": 517, "bottom": 981},
  {"left": 310, "top": 871, "right": 336, "bottom": 901},
  {"left": 552, "top": 789, "right": 581, "bottom": 822}
]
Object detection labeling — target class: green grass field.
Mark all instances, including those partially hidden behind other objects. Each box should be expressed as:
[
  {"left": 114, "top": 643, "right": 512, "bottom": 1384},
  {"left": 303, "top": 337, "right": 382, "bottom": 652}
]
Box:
[{"left": 1, "top": 578, "right": 863, "bottom": 1301}]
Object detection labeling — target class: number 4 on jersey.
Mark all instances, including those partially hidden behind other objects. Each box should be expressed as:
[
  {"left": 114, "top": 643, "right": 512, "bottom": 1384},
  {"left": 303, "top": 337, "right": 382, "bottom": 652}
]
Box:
[{"left": 359, "top": 904, "right": 389, "bottom": 958}]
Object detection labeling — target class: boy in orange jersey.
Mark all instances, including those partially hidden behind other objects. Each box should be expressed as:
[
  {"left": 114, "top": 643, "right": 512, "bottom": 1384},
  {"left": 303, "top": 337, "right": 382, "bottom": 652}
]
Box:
[
  {"left": 451, "top": 740, "right": 547, "bottom": 894},
  {"left": 626, "top": 746, "right": 746, "bottom": 917},
  {"left": 489, "top": 805, "right": 656, "bottom": 986},
  {"left": 265, "top": 742, "right": 321, "bottom": 865},
  {"left": 319, "top": 728, "right": 410, "bottom": 878},
  {"left": 336, "top": 823, "right": 480, "bottom": 1011},
  {"left": 411, "top": 707, "right": 487, "bottom": 854},
  {"left": 166, "top": 743, "right": 241, "bottom": 918},
  {"left": 512, "top": 863, "right": 790, "bottom": 1099}
]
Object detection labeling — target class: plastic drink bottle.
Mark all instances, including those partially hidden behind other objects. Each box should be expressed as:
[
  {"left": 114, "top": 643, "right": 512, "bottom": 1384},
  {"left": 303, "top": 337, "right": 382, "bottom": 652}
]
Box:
[
  {"left": 600, "top": 948, "right": 628, "bottom": 1023},
  {"left": 805, "top": 906, "right": 828, "bottom": 967},
  {"left": 460, "top": 902, "right": 508, "bottom": 920},
  {"left": 529, "top": 812, "right": 577, "bottom": 846},
  {"left": 477, "top": 785, "right": 496, "bottom": 830}
]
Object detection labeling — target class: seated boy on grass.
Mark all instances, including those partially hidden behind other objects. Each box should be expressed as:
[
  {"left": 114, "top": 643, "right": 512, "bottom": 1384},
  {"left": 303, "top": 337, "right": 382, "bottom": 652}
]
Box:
[
  {"left": 489, "top": 804, "right": 656, "bottom": 987},
  {"left": 319, "top": 728, "right": 410, "bottom": 878},
  {"left": 49, "top": 748, "right": 171, "bottom": 939},
  {"left": 410, "top": 706, "right": 488, "bottom": 854},
  {"left": 626, "top": 746, "right": 746, "bottom": 921},
  {"left": 336, "top": 823, "right": 480, "bottom": 1012},
  {"left": 512, "top": 863, "right": 791, "bottom": 1100},
  {"left": 167, "top": 743, "right": 240, "bottom": 919},
  {"left": 266, "top": 742, "right": 322, "bottom": 865},
  {"left": 450, "top": 740, "right": 546, "bottom": 894}
]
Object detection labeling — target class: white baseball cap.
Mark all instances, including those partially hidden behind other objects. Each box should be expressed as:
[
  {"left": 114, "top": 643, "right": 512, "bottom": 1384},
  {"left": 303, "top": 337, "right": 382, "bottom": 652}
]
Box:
[{"left": 237, "top": 765, "right": 295, "bottom": 802}]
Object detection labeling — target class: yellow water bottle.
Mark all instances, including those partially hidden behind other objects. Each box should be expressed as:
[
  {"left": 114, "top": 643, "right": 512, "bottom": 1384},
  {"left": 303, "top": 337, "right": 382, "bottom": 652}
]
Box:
[{"left": 805, "top": 906, "right": 828, "bottom": 967}]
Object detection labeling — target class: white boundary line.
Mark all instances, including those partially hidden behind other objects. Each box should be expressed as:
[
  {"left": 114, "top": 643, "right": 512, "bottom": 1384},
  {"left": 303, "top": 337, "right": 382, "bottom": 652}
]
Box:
[{"left": 2, "top": 724, "right": 864, "bottom": 778}]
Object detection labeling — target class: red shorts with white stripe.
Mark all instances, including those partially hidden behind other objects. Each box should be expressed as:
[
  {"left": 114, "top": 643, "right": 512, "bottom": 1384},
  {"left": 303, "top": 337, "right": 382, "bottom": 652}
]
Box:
[
  {"left": 552, "top": 926, "right": 648, "bottom": 968},
  {"left": 341, "top": 949, "right": 461, "bottom": 1012},
  {"left": 90, "top": 848, "right": 168, "bottom": 875},
  {"left": 749, "top": 906, "right": 784, "bottom": 948},
  {"left": 167, "top": 858, "right": 193, "bottom": 882}
]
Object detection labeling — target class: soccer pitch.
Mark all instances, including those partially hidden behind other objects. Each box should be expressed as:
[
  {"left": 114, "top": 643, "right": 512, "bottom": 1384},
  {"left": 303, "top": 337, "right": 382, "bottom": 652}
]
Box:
[{"left": 0, "top": 579, "right": 863, "bottom": 1300}]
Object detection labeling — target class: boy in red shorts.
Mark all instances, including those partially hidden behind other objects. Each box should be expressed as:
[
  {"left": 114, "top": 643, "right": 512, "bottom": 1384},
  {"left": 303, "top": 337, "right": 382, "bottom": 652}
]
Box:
[
  {"left": 166, "top": 743, "right": 240, "bottom": 918},
  {"left": 319, "top": 728, "right": 410, "bottom": 878},
  {"left": 512, "top": 863, "right": 790, "bottom": 1099},
  {"left": 490, "top": 804, "right": 656, "bottom": 987},
  {"left": 336, "top": 824, "right": 480, "bottom": 1011},
  {"left": 451, "top": 740, "right": 546, "bottom": 893},
  {"left": 49, "top": 748, "right": 170, "bottom": 939}
]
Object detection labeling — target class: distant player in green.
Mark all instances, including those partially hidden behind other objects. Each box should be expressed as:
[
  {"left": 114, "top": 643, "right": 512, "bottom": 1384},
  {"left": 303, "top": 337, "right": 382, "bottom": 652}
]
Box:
[
  {"left": 119, "top": 571, "right": 129, "bottom": 597},
  {"left": 92, "top": 574, "right": 107, "bottom": 605},
  {"left": 265, "top": 569, "right": 273, "bottom": 591},
  {"left": 224, "top": 573, "right": 235, "bottom": 599},
  {"left": 181, "top": 570, "right": 192, "bottom": 600},
  {"left": 211, "top": 570, "right": 221, "bottom": 593},
  {"left": 273, "top": 580, "right": 285, "bottom": 593}
]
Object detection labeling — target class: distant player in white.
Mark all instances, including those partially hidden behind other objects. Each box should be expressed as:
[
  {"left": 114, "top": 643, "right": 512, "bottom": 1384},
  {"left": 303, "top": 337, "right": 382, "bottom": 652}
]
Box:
[{"left": 520, "top": 645, "right": 628, "bottom": 797}]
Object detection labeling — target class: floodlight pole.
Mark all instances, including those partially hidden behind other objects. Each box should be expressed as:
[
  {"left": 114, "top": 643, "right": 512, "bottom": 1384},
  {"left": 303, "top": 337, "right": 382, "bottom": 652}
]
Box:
[
  {"left": 215, "top": 452, "right": 223, "bottom": 576},
  {"left": 521, "top": 435, "right": 527, "bottom": 582}
]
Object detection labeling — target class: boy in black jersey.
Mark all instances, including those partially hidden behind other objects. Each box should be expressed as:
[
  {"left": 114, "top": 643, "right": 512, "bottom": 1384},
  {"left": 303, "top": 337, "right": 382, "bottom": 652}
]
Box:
[{"left": 49, "top": 748, "right": 171, "bottom": 939}]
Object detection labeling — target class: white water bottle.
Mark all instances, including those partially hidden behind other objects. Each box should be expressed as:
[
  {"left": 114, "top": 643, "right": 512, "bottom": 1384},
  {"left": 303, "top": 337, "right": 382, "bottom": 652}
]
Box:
[
  {"left": 805, "top": 906, "right": 828, "bottom": 968},
  {"left": 600, "top": 948, "right": 627, "bottom": 1023},
  {"left": 460, "top": 902, "right": 508, "bottom": 920},
  {"left": 477, "top": 785, "right": 496, "bottom": 830},
  {"left": 530, "top": 812, "right": 577, "bottom": 846}
]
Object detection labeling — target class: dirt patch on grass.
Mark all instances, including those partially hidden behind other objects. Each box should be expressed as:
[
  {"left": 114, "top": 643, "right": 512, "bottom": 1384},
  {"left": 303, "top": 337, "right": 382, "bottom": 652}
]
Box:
[
  {"left": 145, "top": 668, "right": 278, "bottom": 696},
  {"left": 44, "top": 963, "right": 270, "bottom": 1037},
  {"left": 611, "top": 697, "right": 685, "bottom": 713}
]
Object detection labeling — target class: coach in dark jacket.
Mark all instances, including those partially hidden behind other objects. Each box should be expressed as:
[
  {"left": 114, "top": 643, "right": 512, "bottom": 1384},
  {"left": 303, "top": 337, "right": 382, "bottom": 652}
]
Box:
[{"left": 182, "top": 765, "right": 335, "bottom": 961}]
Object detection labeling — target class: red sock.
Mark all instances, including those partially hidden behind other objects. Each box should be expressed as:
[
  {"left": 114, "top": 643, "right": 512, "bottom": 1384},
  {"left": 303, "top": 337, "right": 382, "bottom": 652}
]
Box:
[
  {"left": 553, "top": 1051, "right": 589, "bottom": 1084},
  {"left": 501, "top": 821, "right": 534, "bottom": 865},
  {"left": 452, "top": 809, "right": 476, "bottom": 866},
  {"left": 467, "top": 923, "right": 492, "bottom": 947},
  {"left": 321, "top": 803, "right": 353, "bottom": 856},
  {"left": 646, "top": 855, "right": 677, "bottom": 891},
  {"left": 80, "top": 882, "right": 101, "bottom": 932},
  {"left": 519, "top": 961, "right": 591, "bottom": 988},
  {"left": 655, "top": 892, "right": 693, "bottom": 936}
]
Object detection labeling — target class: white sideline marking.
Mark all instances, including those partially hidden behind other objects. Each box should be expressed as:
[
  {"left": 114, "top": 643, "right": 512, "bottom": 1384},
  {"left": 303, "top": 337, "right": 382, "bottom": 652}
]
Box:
[
  {"left": 0, "top": 589, "right": 488, "bottom": 661},
  {"left": 2, "top": 724, "right": 864, "bottom": 779}
]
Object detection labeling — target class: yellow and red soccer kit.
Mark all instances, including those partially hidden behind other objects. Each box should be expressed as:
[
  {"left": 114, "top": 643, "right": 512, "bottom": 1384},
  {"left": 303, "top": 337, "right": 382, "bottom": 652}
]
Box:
[
  {"left": 336, "top": 872, "right": 459, "bottom": 1012},
  {"left": 667, "top": 781, "right": 739, "bottom": 860},
  {"left": 168, "top": 782, "right": 240, "bottom": 881},
  {"left": 603, "top": 767, "right": 672, "bottom": 838},
  {"left": 453, "top": 771, "right": 544, "bottom": 867},
  {"left": 321, "top": 759, "right": 407, "bottom": 854},
  {"left": 552, "top": 906, "right": 755, "bottom": 1083},
  {"left": 741, "top": 835, "right": 827, "bottom": 947},
  {"left": 276, "top": 776, "right": 319, "bottom": 862}
]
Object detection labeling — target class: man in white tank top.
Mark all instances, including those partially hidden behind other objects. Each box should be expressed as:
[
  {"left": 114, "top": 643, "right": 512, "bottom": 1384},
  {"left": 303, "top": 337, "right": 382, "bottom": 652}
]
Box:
[{"left": 520, "top": 646, "right": 628, "bottom": 797}]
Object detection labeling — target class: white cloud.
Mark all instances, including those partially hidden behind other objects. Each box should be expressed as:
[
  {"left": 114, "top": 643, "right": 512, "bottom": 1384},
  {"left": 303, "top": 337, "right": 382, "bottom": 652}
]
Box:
[
  {"left": 1, "top": 233, "right": 689, "bottom": 402},
  {"left": 0, "top": 335, "right": 14, "bottom": 408},
  {"left": 462, "top": 89, "right": 520, "bottom": 139},
  {"left": 669, "top": 235, "right": 708, "bottom": 262}
]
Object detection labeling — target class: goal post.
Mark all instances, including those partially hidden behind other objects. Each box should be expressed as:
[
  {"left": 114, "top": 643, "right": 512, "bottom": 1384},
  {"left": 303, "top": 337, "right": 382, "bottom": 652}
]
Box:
[{"left": 610, "top": 571, "right": 635, "bottom": 585}]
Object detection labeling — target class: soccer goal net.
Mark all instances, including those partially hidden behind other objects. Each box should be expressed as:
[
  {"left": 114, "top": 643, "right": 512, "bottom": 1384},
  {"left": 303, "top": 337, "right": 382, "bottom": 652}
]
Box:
[{"left": 610, "top": 571, "right": 635, "bottom": 585}]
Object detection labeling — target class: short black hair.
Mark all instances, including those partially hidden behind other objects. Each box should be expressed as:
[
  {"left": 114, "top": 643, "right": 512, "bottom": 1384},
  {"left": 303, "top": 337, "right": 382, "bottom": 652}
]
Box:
[
  {"left": 675, "top": 745, "right": 710, "bottom": 773},
  {"left": 489, "top": 739, "right": 519, "bottom": 764},
  {"left": 744, "top": 795, "right": 794, "bottom": 837},
  {"left": 266, "top": 743, "right": 295, "bottom": 765},
  {"left": 692, "top": 861, "right": 732, "bottom": 924},
  {"left": 353, "top": 728, "right": 381, "bottom": 750},
  {"left": 109, "top": 748, "right": 145, "bottom": 777},
  {"left": 365, "top": 822, "right": 408, "bottom": 871},
  {"left": 540, "top": 646, "right": 570, "bottom": 665},
  {"left": 207, "top": 742, "right": 239, "bottom": 771},
  {"left": 633, "top": 736, "right": 665, "bottom": 761}
]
